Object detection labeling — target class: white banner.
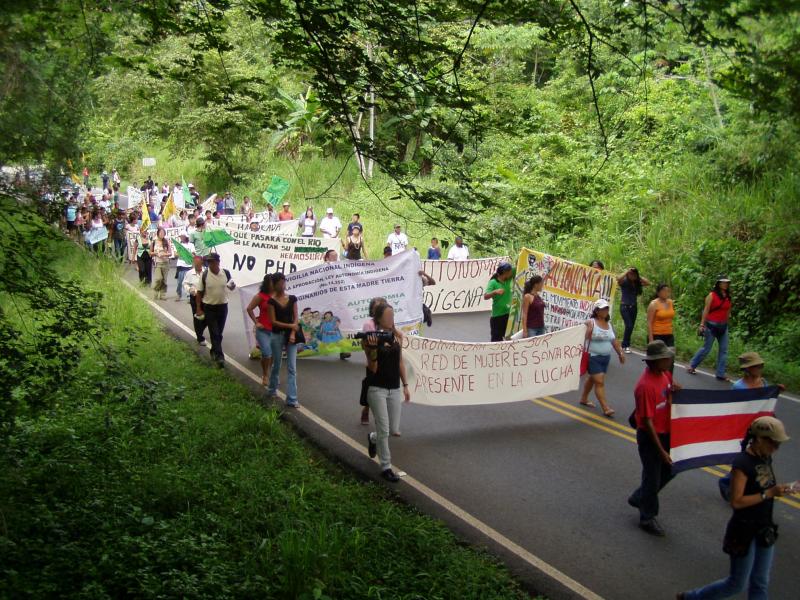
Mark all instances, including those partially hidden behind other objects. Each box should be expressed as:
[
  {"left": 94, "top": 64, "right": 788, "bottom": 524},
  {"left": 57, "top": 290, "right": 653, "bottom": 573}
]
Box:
[
  {"left": 214, "top": 229, "right": 338, "bottom": 287},
  {"left": 217, "top": 213, "right": 248, "bottom": 224},
  {"left": 126, "top": 226, "right": 184, "bottom": 261},
  {"left": 285, "top": 251, "right": 424, "bottom": 331},
  {"left": 121, "top": 186, "right": 143, "bottom": 211},
  {"left": 421, "top": 256, "right": 510, "bottom": 314},
  {"left": 84, "top": 227, "right": 108, "bottom": 246},
  {"left": 401, "top": 325, "right": 585, "bottom": 406},
  {"left": 218, "top": 220, "right": 298, "bottom": 236}
]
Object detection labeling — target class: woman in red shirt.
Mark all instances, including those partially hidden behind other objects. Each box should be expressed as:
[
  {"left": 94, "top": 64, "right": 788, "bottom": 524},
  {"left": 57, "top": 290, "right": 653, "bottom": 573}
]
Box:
[
  {"left": 688, "top": 275, "right": 731, "bottom": 380},
  {"left": 246, "top": 275, "right": 274, "bottom": 386}
]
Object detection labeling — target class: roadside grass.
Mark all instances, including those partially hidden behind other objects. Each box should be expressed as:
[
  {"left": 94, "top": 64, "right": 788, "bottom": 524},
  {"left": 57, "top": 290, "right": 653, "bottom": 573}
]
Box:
[{"left": 0, "top": 233, "right": 535, "bottom": 598}]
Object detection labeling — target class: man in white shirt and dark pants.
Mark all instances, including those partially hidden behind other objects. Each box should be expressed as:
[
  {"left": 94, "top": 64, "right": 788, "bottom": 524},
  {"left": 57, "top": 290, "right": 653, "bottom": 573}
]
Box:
[
  {"left": 319, "top": 208, "right": 342, "bottom": 239},
  {"left": 447, "top": 236, "right": 470, "bottom": 260},
  {"left": 386, "top": 224, "right": 409, "bottom": 255},
  {"left": 195, "top": 252, "right": 236, "bottom": 367},
  {"left": 183, "top": 254, "right": 208, "bottom": 347}
]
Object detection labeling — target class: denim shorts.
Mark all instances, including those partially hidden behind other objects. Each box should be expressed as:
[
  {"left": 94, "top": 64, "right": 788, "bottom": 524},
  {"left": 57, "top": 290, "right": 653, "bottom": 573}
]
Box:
[
  {"left": 588, "top": 353, "right": 611, "bottom": 375},
  {"left": 255, "top": 328, "right": 273, "bottom": 359}
]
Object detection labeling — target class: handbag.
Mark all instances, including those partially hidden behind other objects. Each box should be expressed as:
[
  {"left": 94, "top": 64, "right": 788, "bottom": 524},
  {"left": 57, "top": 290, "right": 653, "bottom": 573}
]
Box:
[{"left": 580, "top": 351, "right": 590, "bottom": 376}]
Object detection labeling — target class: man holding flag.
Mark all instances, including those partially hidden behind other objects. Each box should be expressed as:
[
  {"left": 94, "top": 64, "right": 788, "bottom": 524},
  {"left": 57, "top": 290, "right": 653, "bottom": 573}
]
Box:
[{"left": 628, "top": 340, "right": 681, "bottom": 537}]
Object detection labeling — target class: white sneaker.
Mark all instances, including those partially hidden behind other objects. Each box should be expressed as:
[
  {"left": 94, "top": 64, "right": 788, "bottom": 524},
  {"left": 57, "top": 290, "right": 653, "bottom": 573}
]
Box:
[
  {"left": 198, "top": 340, "right": 208, "bottom": 347},
  {"left": 624, "top": 347, "right": 632, "bottom": 354}
]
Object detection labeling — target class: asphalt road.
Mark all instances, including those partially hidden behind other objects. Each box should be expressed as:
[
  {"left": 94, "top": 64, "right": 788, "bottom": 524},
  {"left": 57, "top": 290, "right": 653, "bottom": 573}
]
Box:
[{"left": 124, "top": 267, "right": 800, "bottom": 600}]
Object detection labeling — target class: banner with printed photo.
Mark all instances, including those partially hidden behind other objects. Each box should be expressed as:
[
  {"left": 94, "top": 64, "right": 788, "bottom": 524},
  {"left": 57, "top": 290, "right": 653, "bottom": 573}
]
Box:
[
  {"left": 238, "top": 252, "right": 424, "bottom": 357},
  {"left": 401, "top": 325, "right": 584, "bottom": 406},
  {"left": 421, "top": 257, "right": 510, "bottom": 314},
  {"left": 214, "top": 229, "right": 338, "bottom": 287},
  {"left": 507, "top": 249, "right": 618, "bottom": 336},
  {"left": 125, "top": 226, "right": 184, "bottom": 262}
]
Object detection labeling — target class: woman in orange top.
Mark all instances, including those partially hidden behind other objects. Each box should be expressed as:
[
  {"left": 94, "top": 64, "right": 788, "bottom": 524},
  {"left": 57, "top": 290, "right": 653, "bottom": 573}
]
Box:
[{"left": 647, "top": 284, "right": 675, "bottom": 350}]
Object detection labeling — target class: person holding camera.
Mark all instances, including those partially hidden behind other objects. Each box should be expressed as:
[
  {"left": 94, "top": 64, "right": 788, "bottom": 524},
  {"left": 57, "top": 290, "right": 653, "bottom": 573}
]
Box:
[
  {"left": 363, "top": 303, "right": 410, "bottom": 482},
  {"left": 678, "top": 417, "right": 792, "bottom": 599}
]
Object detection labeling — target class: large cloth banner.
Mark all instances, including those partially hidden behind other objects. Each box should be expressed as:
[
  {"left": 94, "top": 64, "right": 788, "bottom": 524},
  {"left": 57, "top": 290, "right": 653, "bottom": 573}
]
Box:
[
  {"left": 125, "top": 226, "right": 184, "bottom": 262},
  {"left": 670, "top": 386, "right": 780, "bottom": 473},
  {"left": 217, "top": 214, "right": 248, "bottom": 224},
  {"left": 218, "top": 220, "right": 298, "bottom": 236},
  {"left": 508, "top": 249, "right": 618, "bottom": 335},
  {"left": 239, "top": 252, "right": 423, "bottom": 356},
  {"left": 121, "top": 186, "right": 143, "bottom": 211},
  {"left": 421, "top": 257, "right": 510, "bottom": 314},
  {"left": 401, "top": 325, "right": 585, "bottom": 406},
  {"left": 214, "top": 229, "right": 338, "bottom": 288}
]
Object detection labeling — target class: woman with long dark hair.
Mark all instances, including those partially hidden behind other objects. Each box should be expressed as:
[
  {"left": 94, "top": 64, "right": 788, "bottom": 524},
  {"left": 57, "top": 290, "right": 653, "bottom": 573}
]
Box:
[
  {"left": 364, "top": 302, "right": 410, "bottom": 483},
  {"left": 133, "top": 226, "right": 153, "bottom": 286},
  {"left": 299, "top": 207, "right": 316, "bottom": 237},
  {"left": 617, "top": 267, "right": 650, "bottom": 353},
  {"left": 579, "top": 299, "right": 625, "bottom": 417},
  {"left": 678, "top": 417, "right": 792, "bottom": 599},
  {"left": 266, "top": 272, "right": 303, "bottom": 407},
  {"left": 688, "top": 275, "right": 732, "bottom": 380},
  {"left": 521, "top": 275, "right": 546, "bottom": 337},
  {"left": 646, "top": 284, "right": 675, "bottom": 350},
  {"left": 483, "top": 262, "right": 514, "bottom": 342},
  {"left": 151, "top": 226, "right": 172, "bottom": 300},
  {"left": 246, "top": 275, "right": 274, "bottom": 386}
]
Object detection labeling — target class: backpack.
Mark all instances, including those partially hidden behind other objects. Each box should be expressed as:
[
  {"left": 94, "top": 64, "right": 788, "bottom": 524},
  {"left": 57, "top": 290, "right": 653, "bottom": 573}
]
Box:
[{"left": 201, "top": 268, "right": 231, "bottom": 289}]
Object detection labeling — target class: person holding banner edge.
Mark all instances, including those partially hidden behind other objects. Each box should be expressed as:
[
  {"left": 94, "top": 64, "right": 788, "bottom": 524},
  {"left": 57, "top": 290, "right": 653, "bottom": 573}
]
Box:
[
  {"left": 628, "top": 340, "right": 681, "bottom": 537},
  {"left": 678, "top": 417, "right": 792, "bottom": 600},
  {"left": 266, "top": 273, "right": 302, "bottom": 408},
  {"left": 484, "top": 262, "right": 514, "bottom": 342},
  {"left": 579, "top": 299, "right": 625, "bottom": 417},
  {"left": 364, "top": 303, "right": 410, "bottom": 483},
  {"left": 246, "top": 275, "right": 274, "bottom": 387},
  {"left": 521, "top": 275, "right": 546, "bottom": 337}
]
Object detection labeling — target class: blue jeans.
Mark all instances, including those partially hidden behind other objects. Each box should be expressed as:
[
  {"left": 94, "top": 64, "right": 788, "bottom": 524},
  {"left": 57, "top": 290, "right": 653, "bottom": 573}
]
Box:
[
  {"left": 683, "top": 540, "right": 774, "bottom": 599},
  {"left": 691, "top": 321, "right": 729, "bottom": 378},
  {"left": 620, "top": 303, "right": 637, "bottom": 348},
  {"left": 267, "top": 333, "right": 297, "bottom": 405},
  {"left": 527, "top": 327, "right": 546, "bottom": 337},
  {"left": 113, "top": 238, "right": 127, "bottom": 262},
  {"left": 175, "top": 267, "right": 189, "bottom": 300}
]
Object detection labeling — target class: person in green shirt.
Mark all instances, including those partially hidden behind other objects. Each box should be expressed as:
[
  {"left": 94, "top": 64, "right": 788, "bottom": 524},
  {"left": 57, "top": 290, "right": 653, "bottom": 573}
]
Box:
[
  {"left": 190, "top": 216, "right": 209, "bottom": 257},
  {"left": 484, "top": 262, "right": 514, "bottom": 341}
]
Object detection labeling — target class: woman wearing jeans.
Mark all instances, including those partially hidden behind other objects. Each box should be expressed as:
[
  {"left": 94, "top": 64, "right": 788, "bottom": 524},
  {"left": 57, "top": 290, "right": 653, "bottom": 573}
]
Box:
[
  {"left": 688, "top": 276, "right": 731, "bottom": 380},
  {"left": 678, "top": 417, "right": 792, "bottom": 600},
  {"left": 364, "top": 303, "right": 410, "bottom": 483},
  {"left": 617, "top": 267, "right": 650, "bottom": 353},
  {"left": 246, "top": 275, "right": 274, "bottom": 386},
  {"left": 266, "top": 273, "right": 302, "bottom": 407}
]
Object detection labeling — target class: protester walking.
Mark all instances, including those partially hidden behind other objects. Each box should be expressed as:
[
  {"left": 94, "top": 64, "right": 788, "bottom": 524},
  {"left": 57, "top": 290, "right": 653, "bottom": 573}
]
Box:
[
  {"left": 688, "top": 275, "right": 732, "bottom": 380},
  {"left": 628, "top": 340, "right": 680, "bottom": 536},
  {"left": 111, "top": 211, "right": 127, "bottom": 262},
  {"left": 386, "top": 224, "right": 409, "bottom": 255},
  {"left": 579, "top": 299, "right": 625, "bottom": 417},
  {"left": 447, "top": 236, "right": 469, "bottom": 260},
  {"left": 183, "top": 254, "right": 208, "bottom": 347},
  {"left": 343, "top": 225, "right": 366, "bottom": 260},
  {"left": 151, "top": 227, "right": 172, "bottom": 300},
  {"left": 718, "top": 352, "right": 786, "bottom": 502},
  {"left": 484, "top": 262, "right": 514, "bottom": 342},
  {"left": 299, "top": 207, "right": 317, "bottom": 237},
  {"left": 134, "top": 227, "right": 153, "bottom": 285},
  {"left": 266, "top": 273, "right": 302, "bottom": 406},
  {"left": 246, "top": 275, "right": 274, "bottom": 386},
  {"left": 359, "top": 297, "right": 388, "bottom": 425},
  {"left": 647, "top": 283, "right": 676, "bottom": 353},
  {"left": 174, "top": 233, "right": 194, "bottom": 302},
  {"left": 427, "top": 237, "right": 441, "bottom": 260},
  {"left": 365, "top": 302, "right": 411, "bottom": 483},
  {"left": 617, "top": 267, "right": 650, "bottom": 353},
  {"left": 195, "top": 253, "right": 235, "bottom": 367},
  {"left": 678, "top": 417, "right": 792, "bottom": 599},
  {"left": 189, "top": 217, "right": 209, "bottom": 258},
  {"left": 521, "top": 275, "right": 546, "bottom": 337}
]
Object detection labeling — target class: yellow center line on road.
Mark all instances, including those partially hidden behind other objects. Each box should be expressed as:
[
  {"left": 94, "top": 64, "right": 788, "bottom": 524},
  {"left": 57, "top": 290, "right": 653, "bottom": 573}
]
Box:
[{"left": 533, "top": 396, "right": 800, "bottom": 510}]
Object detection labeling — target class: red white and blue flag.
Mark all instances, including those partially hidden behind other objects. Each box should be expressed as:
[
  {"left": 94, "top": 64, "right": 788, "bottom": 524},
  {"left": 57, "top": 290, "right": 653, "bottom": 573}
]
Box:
[{"left": 670, "top": 386, "right": 781, "bottom": 473}]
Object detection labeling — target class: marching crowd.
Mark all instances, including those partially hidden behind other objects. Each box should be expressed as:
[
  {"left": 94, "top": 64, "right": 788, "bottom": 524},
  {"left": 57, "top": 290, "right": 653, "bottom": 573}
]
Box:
[{"left": 57, "top": 172, "right": 796, "bottom": 599}]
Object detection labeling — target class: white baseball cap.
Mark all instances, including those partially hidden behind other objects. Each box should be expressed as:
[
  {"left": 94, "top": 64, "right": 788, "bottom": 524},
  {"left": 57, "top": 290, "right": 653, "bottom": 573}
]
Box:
[
  {"left": 326, "top": 207, "right": 333, "bottom": 213},
  {"left": 594, "top": 299, "right": 610, "bottom": 310}
]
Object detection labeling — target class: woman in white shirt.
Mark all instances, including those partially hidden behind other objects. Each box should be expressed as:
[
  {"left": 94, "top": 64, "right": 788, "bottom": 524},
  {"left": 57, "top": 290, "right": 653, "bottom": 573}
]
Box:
[{"left": 299, "top": 207, "right": 316, "bottom": 237}]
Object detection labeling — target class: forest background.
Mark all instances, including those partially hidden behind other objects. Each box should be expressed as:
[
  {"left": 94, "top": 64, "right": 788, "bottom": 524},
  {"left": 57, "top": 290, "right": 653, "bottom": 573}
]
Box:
[{"left": 1, "top": 1, "right": 799, "bottom": 597}]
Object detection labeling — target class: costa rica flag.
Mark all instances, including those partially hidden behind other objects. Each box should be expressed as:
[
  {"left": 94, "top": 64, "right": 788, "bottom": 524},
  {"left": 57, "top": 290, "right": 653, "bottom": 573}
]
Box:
[{"left": 670, "top": 386, "right": 780, "bottom": 473}]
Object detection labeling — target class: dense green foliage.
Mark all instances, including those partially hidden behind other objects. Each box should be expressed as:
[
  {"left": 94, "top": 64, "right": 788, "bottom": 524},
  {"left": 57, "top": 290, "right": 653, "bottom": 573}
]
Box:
[{"left": 0, "top": 204, "right": 529, "bottom": 599}]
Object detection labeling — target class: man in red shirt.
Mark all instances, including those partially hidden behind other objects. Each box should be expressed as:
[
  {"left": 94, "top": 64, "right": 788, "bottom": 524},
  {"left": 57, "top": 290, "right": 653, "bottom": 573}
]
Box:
[
  {"left": 278, "top": 202, "right": 294, "bottom": 222},
  {"left": 628, "top": 340, "right": 682, "bottom": 536}
]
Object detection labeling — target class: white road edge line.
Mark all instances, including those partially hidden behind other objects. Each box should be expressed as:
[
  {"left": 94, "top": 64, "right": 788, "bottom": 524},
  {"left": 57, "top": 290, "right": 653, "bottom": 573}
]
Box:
[
  {"left": 629, "top": 348, "right": 800, "bottom": 405},
  {"left": 122, "top": 279, "right": 604, "bottom": 600}
]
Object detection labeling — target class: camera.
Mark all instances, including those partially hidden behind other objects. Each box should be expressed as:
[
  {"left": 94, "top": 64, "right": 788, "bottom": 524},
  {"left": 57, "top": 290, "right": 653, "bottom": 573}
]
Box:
[{"left": 354, "top": 330, "right": 395, "bottom": 344}]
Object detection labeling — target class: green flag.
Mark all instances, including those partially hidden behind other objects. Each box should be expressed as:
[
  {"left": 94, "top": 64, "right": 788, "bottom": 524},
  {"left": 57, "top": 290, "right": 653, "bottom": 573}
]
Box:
[
  {"left": 182, "top": 176, "right": 192, "bottom": 207},
  {"left": 262, "top": 175, "right": 290, "bottom": 206},
  {"left": 202, "top": 228, "right": 235, "bottom": 247},
  {"left": 173, "top": 238, "right": 194, "bottom": 264}
]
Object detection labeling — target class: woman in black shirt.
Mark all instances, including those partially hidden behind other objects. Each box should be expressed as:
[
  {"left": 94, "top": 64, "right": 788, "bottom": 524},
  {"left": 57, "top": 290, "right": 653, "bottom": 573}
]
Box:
[
  {"left": 266, "top": 273, "right": 303, "bottom": 408},
  {"left": 364, "top": 303, "right": 410, "bottom": 482},
  {"left": 679, "top": 416, "right": 792, "bottom": 599}
]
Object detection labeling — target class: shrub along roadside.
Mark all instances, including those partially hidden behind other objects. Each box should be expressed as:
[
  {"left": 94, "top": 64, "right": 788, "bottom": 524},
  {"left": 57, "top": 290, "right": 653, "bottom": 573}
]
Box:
[{"left": 0, "top": 208, "right": 531, "bottom": 598}]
